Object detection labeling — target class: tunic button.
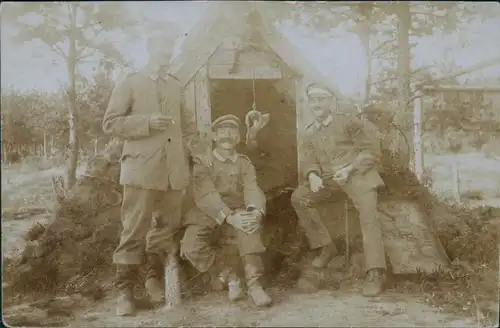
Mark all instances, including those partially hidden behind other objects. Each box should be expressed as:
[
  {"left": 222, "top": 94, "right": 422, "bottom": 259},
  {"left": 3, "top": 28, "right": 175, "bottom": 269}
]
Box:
[{"left": 167, "top": 138, "right": 171, "bottom": 142}]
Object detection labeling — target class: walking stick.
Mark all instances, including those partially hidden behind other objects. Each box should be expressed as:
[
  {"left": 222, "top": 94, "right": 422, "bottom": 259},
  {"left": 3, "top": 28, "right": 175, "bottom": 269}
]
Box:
[{"left": 344, "top": 200, "right": 350, "bottom": 265}]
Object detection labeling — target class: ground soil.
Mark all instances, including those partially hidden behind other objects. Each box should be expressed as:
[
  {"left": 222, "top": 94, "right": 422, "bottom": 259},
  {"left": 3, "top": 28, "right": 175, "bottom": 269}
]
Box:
[{"left": 67, "top": 287, "right": 475, "bottom": 327}]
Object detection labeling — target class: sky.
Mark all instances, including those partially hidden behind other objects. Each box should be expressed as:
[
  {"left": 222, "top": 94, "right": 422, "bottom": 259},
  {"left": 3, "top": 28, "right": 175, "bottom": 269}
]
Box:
[{"left": 1, "top": 1, "right": 500, "bottom": 96}]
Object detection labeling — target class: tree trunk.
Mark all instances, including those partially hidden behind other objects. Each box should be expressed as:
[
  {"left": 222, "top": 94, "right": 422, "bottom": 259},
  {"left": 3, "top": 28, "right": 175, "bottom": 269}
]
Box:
[
  {"left": 2, "top": 142, "right": 7, "bottom": 164},
  {"left": 65, "top": 4, "right": 79, "bottom": 190},
  {"left": 395, "top": 3, "right": 413, "bottom": 168},
  {"left": 358, "top": 3, "right": 373, "bottom": 106},
  {"left": 43, "top": 132, "right": 48, "bottom": 160},
  {"left": 94, "top": 137, "right": 99, "bottom": 156}
]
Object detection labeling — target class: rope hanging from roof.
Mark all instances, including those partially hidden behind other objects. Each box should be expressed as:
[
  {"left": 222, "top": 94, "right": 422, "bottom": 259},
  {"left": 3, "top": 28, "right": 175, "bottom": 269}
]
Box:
[{"left": 243, "top": 56, "right": 271, "bottom": 149}]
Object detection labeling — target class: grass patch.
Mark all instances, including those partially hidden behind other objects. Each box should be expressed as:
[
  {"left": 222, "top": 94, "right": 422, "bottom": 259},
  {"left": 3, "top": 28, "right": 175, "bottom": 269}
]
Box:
[{"left": 394, "top": 203, "right": 499, "bottom": 327}]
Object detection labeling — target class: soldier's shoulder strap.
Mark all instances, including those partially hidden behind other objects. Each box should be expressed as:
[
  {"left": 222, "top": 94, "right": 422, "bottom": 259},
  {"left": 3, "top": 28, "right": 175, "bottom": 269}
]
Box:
[
  {"left": 236, "top": 153, "right": 252, "bottom": 163},
  {"left": 304, "top": 121, "right": 316, "bottom": 132},
  {"left": 304, "top": 121, "right": 319, "bottom": 136}
]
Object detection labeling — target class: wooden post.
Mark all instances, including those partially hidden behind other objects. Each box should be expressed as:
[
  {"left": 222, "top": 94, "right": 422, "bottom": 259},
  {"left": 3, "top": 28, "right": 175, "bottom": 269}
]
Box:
[
  {"left": 194, "top": 66, "right": 212, "bottom": 142},
  {"left": 413, "top": 92, "right": 424, "bottom": 181},
  {"left": 43, "top": 132, "right": 48, "bottom": 160},
  {"left": 452, "top": 158, "right": 461, "bottom": 203},
  {"left": 295, "top": 76, "right": 306, "bottom": 185},
  {"left": 164, "top": 250, "right": 182, "bottom": 309},
  {"left": 94, "top": 137, "right": 99, "bottom": 156}
]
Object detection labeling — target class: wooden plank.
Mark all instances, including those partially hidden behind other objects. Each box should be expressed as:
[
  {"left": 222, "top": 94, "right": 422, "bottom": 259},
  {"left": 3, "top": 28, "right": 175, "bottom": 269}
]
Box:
[
  {"left": 194, "top": 66, "right": 212, "bottom": 141},
  {"left": 208, "top": 48, "right": 280, "bottom": 67},
  {"left": 208, "top": 64, "right": 282, "bottom": 80},
  {"left": 422, "top": 85, "right": 500, "bottom": 93},
  {"left": 168, "top": 4, "right": 238, "bottom": 85},
  {"left": 184, "top": 78, "right": 196, "bottom": 115},
  {"left": 413, "top": 93, "right": 424, "bottom": 182},
  {"left": 295, "top": 76, "right": 307, "bottom": 185}
]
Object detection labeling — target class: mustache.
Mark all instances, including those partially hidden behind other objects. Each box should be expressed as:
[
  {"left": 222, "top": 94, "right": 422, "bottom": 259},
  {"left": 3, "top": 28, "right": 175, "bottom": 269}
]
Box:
[{"left": 219, "top": 137, "right": 236, "bottom": 143}]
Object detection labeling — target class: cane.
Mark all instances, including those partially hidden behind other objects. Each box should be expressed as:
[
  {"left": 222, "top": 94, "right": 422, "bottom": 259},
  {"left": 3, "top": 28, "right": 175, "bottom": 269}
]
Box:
[{"left": 344, "top": 200, "right": 350, "bottom": 265}]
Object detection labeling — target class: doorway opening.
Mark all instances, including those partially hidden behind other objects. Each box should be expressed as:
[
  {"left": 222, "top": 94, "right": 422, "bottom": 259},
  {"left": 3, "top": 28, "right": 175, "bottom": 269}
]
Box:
[{"left": 209, "top": 79, "right": 298, "bottom": 193}]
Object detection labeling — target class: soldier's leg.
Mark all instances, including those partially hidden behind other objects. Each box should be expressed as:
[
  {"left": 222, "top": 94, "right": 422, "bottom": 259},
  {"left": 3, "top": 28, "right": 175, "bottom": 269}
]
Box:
[
  {"left": 180, "top": 208, "right": 219, "bottom": 274},
  {"left": 113, "top": 186, "right": 155, "bottom": 316},
  {"left": 235, "top": 227, "right": 272, "bottom": 307},
  {"left": 144, "top": 189, "right": 185, "bottom": 303},
  {"left": 290, "top": 185, "right": 338, "bottom": 268},
  {"left": 343, "top": 186, "right": 387, "bottom": 296}
]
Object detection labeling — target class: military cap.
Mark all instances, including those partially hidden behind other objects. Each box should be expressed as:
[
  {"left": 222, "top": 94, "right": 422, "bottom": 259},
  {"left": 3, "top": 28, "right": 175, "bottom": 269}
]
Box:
[
  {"left": 306, "top": 82, "right": 335, "bottom": 98},
  {"left": 211, "top": 114, "right": 242, "bottom": 131}
]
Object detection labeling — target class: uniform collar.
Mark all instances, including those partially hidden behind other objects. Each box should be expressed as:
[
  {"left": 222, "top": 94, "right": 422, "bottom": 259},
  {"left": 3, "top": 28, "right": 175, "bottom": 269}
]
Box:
[
  {"left": 213, "top": 149, "right": 238, "bottom": 164},
  {"left": 314, "top": 114, "right": 333, "bottom": 129}
]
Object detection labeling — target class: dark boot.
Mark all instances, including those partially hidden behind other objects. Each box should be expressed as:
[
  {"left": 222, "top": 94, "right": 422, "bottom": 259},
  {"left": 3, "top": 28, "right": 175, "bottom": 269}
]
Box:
[
  {"left": 362, "top": 268, "right": 387, "bottom": 297},
  {"left": 115, "top": 264, "right": 138, "bottom": 316},
  {"left": 312, "top": 242, "right": 338, "bottom": 268},
  {"left": 145, "top": 253, "right": 165, "bottom": 305},
  {"left": 244, "top": 254, "right": 272, "bottom": 308}
]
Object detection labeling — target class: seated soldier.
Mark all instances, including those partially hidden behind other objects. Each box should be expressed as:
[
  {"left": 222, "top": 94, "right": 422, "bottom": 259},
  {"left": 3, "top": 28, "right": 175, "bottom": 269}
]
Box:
[
  {"left": 180, "top": 114, "right": 272, "bottom": 307},
  {"left": 290, "top": 83, "right": 388, "bottom": 297}
]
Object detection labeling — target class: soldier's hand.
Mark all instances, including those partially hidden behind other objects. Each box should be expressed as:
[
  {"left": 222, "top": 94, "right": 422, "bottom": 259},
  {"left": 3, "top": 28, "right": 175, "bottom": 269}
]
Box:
[
  {"left": 244, "top": 209, "right": 263, "bottom": 234},
  {"left": 150, "top": 113, "right": 174, "bottom": 131},
  {"left": 332, "top": 165, "right": 353, "bottom": 186},
  {"left": 193, "top": 153, "right": 212, "bottom": 168},
  {"left": 308, "top": 173, "right": 324, "bottom": 193},
  {"left": 226, "top": 210, "right": 260, "bottom": 234}
]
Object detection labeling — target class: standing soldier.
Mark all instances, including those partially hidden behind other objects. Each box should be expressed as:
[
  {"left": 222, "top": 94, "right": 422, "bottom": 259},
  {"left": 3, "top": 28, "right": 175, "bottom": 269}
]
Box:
[
  {"left": 290, "top": 83, "right": 387, "bottom": 297},
  {"left": 180, "top": 114, "right": 273, "bottom": 308},
  {"left": 102, "top": 32, "right": 210, "bottom": 316}
]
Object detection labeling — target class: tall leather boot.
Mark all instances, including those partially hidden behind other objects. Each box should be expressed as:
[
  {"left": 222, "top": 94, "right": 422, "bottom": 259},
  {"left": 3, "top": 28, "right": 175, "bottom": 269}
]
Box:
[
  {"left": 244, "top": 254, "right": 272, "bottom": 307},
  {"left": 145, "top": 252, "right": 165, "bottom": 305},
  {"left": 312, "top": 242, "right": 338, "bottom": 268},
  {"left": 115, "top": 264, "right": 138, "bottom": 316},
  {"left": 362, "top": 268, "right": 387, "bottom": 297}
]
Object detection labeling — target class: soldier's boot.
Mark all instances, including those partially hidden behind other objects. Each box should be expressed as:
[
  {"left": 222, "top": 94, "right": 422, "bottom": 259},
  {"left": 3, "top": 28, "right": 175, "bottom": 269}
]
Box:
[
  {"left": 145, "top": 252, "right": 165, "bottom": 305},
  {"left": 362, "top": 268, "right": 387, "bottom": 297},
  {"left": 312, "top": 242, "right": 338, "bottom": 268},
  {"left": 115, "top": 264, "right": 137, "bottom": 316},
  {"left": 227, "top": 271, "right": 244, "bottom": 302},
  {"left": 244, "top": 254, "right": 272, "bottom": 308}
]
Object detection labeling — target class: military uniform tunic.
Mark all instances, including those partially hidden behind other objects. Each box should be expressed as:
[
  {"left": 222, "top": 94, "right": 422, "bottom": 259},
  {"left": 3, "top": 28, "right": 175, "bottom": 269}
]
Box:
[
  {"left": 180, "top": 149, "right": 266, "bottom": 273},
  {"left": 102, "top": 68, "right": 206, "bottom": 265},
  {"left": 291, "top": 112, "right": 388, "bottom": 271}
]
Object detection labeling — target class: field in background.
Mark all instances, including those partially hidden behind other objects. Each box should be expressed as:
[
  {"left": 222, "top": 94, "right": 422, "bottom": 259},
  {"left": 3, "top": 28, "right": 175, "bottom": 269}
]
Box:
[
  {"left": 425, "top": 152, "right": 500, "bottom": 204},
  {"left": 2, "top": 160, "right": 86, "bottom": 256}
]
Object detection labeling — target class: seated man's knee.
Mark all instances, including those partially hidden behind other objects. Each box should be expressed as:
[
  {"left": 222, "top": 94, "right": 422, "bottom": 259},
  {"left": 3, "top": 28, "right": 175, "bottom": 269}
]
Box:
[
  {"left": 237, "top": 230, "right": 266, "bottom": 255},
  {"left": 291, "top": 185, "right": 311, "bottom": 207},
  {"left": 180, "top": 225, "right": 215, "bottom": 272}
]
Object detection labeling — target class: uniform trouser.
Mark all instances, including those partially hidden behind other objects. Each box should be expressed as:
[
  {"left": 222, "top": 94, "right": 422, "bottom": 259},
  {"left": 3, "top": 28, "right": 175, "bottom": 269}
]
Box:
[
  {"left": 180, "top": 207, "right": 266, "bottom": 283},
  {"left": 113, "top": 185, "right": 184, "bottom": 265},
  {"left": 290, "top": 180, "right": 387, "bottom": 271}
]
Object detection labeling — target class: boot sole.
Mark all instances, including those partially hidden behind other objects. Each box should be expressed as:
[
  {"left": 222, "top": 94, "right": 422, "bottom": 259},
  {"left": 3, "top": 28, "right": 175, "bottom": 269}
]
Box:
[
  {"left": 228, "top": 293, "right": 245, "bottom": 302},
  {"left": 116, "top": 306, "right": 135, "bottom": 317}
]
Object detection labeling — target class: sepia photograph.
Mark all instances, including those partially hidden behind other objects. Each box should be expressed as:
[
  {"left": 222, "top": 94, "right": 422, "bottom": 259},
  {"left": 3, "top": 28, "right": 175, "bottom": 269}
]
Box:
[{"left": 1, "top": 1, "right": 499, "bottom": 327}]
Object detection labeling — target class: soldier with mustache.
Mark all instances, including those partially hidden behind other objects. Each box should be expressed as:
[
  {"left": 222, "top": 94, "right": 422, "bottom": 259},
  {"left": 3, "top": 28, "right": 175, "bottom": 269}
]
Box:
[{"left": 180, "top": 114, "right": 272, "bottom": 307}]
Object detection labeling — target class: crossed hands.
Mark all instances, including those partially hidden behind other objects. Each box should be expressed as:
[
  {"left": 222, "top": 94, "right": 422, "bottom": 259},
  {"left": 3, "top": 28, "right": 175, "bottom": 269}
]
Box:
[
  {"left": 226, "top": 209, "right": 263, "bottom": 234},
  {"left": 308, "top": 165, "right": 354, "bottom": 192}
]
